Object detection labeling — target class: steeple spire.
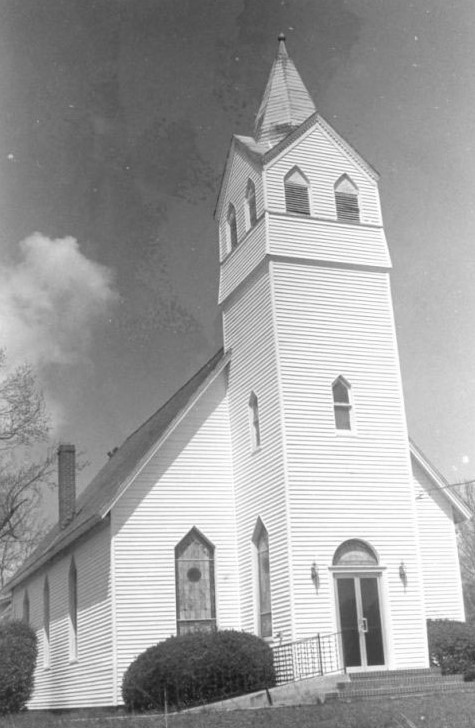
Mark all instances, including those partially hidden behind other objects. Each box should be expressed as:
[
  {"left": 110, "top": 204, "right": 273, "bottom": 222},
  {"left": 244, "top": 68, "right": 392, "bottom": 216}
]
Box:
[{"left": 254, "top": 34, "right": 316, "bottom": 146}]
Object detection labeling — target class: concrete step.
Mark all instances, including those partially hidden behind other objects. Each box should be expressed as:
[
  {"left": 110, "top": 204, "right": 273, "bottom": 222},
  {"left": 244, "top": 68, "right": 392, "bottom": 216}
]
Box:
[
  {"left": 348, "top": 668, "right": 440, "bottom": 680},
  {"left": 338, "top": 673, "right": 464, "bottom": 692},
  {"left": 339, "top": 678, "right": 474, "bottom": 702}
]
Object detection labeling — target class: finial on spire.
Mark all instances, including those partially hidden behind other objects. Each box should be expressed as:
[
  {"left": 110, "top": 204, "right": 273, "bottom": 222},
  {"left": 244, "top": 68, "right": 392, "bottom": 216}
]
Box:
[
  {"left": 278, "top": 32, "right": 286, "bottom": 42},
  {"left": 277, "top": 32, "right": 288, "bottom": 59}
]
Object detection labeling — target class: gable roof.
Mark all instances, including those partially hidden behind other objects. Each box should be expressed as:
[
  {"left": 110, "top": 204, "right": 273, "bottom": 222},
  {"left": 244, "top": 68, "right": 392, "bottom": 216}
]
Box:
[
  {"left": 410, "top": 439, "right": 472, "bottom": 522},
  {"left": 3, "top": 348, "right": 228, "bottom": 592}
]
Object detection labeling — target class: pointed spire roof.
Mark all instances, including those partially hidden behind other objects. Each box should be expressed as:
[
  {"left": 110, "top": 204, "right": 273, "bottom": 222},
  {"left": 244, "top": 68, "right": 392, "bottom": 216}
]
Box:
[{"left": 254, "top": 34, "right": 316, "bottom": 147}]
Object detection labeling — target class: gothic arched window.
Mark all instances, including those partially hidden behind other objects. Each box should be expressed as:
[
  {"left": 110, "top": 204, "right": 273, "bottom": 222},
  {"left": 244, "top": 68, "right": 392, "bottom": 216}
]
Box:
[
  {"left": 175, "top": 527, "right": 216, "bottom": 635},
  {"left": 249, "top": 392, "right": 261, "bottom": 450},
  {"left": 335, "top": 175, "right": 360, "bottom": 223},
  {"left": 68, "top": 558, "right": 78, "bottom": 660},
  {"left": 245, "top": 179, "right": 258, "bottom": 229},
  {"left": 253, "top": 518, "right": 272, "bottom": 638},
  {"left": 22, "top": 589, "right": 30, "bottom": 624},
  {"left": 227, "top": 203, "right": 238, "bottom": 251},
  {"left": 284, "top": 167, "right": 310, "bottom": 215},
  {"left": 332, "top": 376, "right": 353, "bottom": 431},
  {"left": 43, "top": 576, "right": 50, "bottom": 668}
]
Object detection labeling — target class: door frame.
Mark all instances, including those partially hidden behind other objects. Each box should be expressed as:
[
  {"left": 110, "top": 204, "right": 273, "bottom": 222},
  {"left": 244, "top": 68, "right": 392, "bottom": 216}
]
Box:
[{"left": 331, "top": 566, "right": 388, "bottom": 673}]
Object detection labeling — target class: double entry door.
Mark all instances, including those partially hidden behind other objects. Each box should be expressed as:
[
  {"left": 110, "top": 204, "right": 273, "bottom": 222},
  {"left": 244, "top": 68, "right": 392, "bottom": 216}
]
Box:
[{"left": 336, "top": 575, "right": 385, "bottom": 669}]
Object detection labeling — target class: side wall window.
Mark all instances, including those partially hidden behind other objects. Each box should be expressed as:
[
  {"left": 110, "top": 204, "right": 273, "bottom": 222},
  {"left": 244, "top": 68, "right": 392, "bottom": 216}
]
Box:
[
  {"left": 332, "top": 376, "right": 352, "bottom": 431},
  {"left": 175, "top": 527, "right": 216, "bottom": 635},
  {"left": 335, "top": 175, "right": 360, "bottom": 223},
  {"left": 68, "top": 558, "right": 78, "bottom": 661},
  {"left": 227, "top": 204, "right": 238, "bottom": 251},
  {"left": 43, "top": 576, "right": 50, "bottom": 668},
  {"left": 22, "top": 589, "right": 30, "bottom": 624},
  {"left": 245, "top": 179, "right": 258, "bottom": 229},
  {"left": 249, "top": 392, "right": 261, "bottom": 450},
  {"left": 253, "top": 519, "right": 272, "bottom": 638},
  {"left": 284, "top": 168, "right": 310, "bottom": 215}
]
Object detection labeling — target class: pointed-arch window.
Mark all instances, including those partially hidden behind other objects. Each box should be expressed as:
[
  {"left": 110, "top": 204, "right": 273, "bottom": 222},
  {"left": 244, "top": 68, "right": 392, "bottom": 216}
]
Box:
[
  {"left": 43, "top": 577, "right": 50, "bottom": 668},
  {"left": 227, "top": 203, "right": 238, "bottom": 251},
  {"left": 332, "top": 376, "right": 352, "bottom": 431},
  {"left": 68, "top": 558, "right": 78, "bottom": 660},
  {"left": 22, "top": 589, "right": 30, "bottom": 624},
  {"left": 175, "top": 527, "right": 216, "bottom": 635},
  {"left": 245, "top": 179, "right": 258, "bottom": 229},
  {"left": 284, "top": 168, "right": 310, "bottom": 215},
  {"left": 249, "top": 392, "right": 261, "bottom": 450},
  {"left": 253, "top": 519, "right": 272, "bottom": 638},
  {"left": 335, "top": 176, "right": 360, "bottom": 223}
]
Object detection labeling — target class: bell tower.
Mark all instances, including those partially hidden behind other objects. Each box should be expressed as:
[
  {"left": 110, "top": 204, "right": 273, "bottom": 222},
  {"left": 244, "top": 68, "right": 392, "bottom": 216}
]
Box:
[{"left": 215, "top": 36, "right": 429, "bottom": 670}]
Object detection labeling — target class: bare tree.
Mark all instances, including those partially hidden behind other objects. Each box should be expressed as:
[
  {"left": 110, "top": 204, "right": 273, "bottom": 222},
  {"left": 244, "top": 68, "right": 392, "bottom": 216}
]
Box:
[{"left": 0, "top": 350, "right": 55, "bottom": 586}]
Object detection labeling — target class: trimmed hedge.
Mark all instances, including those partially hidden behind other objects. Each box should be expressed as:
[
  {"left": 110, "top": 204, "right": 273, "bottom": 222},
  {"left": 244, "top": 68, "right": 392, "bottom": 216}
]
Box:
[
  {"left": 122, "top": 629, "right": 276, "bottom": 711},
  {"left": 427, "top": 619, "right": 475, "bottom": 677},
  {"left": 0, "top": 620, "right": 37, "bottom": 714}
]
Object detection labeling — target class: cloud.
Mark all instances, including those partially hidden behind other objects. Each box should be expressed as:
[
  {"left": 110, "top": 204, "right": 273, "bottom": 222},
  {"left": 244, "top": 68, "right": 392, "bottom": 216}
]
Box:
[{"left": 0, "top": 233, "right": 117, "bottom": 369}]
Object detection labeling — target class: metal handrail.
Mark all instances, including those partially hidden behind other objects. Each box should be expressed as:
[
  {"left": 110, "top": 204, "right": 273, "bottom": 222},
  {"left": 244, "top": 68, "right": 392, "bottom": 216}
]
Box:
[{"left": 272, "top": 631, "right": 345, "bottom": 685}]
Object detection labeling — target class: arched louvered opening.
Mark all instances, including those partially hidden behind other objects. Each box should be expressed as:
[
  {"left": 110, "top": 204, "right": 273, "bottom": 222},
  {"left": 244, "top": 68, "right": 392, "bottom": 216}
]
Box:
[
  {"left": 227, "top": 203, "right": 238, "bottom": 251},
  {"left": 252, "top": 518, "right": 272, "bottom": 638},
  {"left": 335, "top": 175, "right": 360, "bottom": 223},
  {"left": 245, "top": 179, "right": 257, "bottom": 229},
  {"left": 332, "top": 376, "right": 352, "bottom": 431},
  {"left": 284, "top": 167, "right": 310, "bottom": 215},
  {"left": 68, "top": 558, "right": 78, "bottom": 660},
  {"left": 248, "top": 391, "right": 261, "bottom": 450},
  {"left": 175, "top": 527, "right": 216, "bottom": 635},
  {"left": 333, "top": 539, "right": 379, "bottom": 566}
]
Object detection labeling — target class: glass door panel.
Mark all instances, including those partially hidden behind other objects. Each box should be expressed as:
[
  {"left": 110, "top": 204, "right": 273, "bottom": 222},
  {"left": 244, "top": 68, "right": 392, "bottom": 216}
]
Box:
[
  {"left": 336, "top": 575, "right": 385, "bottom": 669},
  {"left": 337, "top": 578, "right": 361, "bottom": 667},
  {"left": 360, "top": 577, "right": 385, "bottom": 666}
]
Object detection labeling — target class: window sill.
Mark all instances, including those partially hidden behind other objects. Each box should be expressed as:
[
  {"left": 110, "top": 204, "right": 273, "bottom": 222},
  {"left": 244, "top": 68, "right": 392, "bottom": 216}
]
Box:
[
  {"left": 68, "top": 658, "right": 79, "bottom": 666},
  {"left": 250, "top": 446, "right": 262, "bottom": 455},
  {"left": 334, "top": 428, "right": 356, "bottom": 437}
]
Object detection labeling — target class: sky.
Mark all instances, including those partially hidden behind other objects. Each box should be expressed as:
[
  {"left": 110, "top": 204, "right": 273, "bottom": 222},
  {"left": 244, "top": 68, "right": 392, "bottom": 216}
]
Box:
[{"left": 0, "top": 0, "right": 474, "bottom": 521}]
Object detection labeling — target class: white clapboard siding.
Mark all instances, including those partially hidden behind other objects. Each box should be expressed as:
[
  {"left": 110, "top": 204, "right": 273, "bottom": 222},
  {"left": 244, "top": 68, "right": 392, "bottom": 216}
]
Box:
[
  {"left": 219, "top": 216, "right": 267, "bottom": 304},
  {"left": 270, "top": 259, "right": 429, "bottom": 668},
  {"left": 11, "top": 524, "right": 113, "bottom": 709},
  {"left": 222, "top": 267, "right": 293, "bottom": 641},
  {"left": 111, "top": 374, "right": 239, "bottom": 702},
  {"left": 413, "top": 457, "right": 465, "bottom": 620},
  {"left": 265, "top": 122, "right": 382, "bottom": 226},
  {"left": 218, "top": 145, "right": 263, "bottom": 260}
]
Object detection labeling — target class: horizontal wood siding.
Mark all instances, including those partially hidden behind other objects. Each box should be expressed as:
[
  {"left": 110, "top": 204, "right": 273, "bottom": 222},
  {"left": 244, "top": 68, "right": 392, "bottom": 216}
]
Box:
[
  {"left": 219, "top": 217, "right": 267, "bottom": 304},
  {"left": 413, "top": 457, "right": 465, "bottom": 620},
  {"left": 223, "top": 267, "right": 292, "bottom": 640},
  {"left": 112, "top": 374, "right": 239, "bottom": 698},
  {"left": 219, "top": 146, "right": 263, "bottom": 260},
  {"left": 271, "top": 260, "right": 429, "bottom": 669},
  {"left": 11, "top": 524, "right": 113, "bottom": 709},
  {"left": 265, "top": 123, "right": 382, "bottom": 227},
  {"left": 268, "top": 213, "right": 391, "bottom": 269}
]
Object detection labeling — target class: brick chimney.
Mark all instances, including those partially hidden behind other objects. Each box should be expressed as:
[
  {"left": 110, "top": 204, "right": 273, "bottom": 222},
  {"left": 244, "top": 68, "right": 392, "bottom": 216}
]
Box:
[{"left": 58, "top": 444, "right": 76, "bottom": 529}]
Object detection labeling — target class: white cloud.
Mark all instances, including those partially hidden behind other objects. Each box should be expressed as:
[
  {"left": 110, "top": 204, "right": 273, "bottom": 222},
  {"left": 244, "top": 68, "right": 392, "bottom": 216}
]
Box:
[
  {"left": 0, "top": 233, "right": 117, "bottom": 369},
  {"left": 462, "top": 455, "right": 470, "bottom": 465}
]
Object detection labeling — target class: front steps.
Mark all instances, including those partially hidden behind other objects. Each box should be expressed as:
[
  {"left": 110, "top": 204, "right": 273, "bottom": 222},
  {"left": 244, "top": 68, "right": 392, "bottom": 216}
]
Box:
[{"left": 338, "top": 668, "right": 474, "bottom": 701}]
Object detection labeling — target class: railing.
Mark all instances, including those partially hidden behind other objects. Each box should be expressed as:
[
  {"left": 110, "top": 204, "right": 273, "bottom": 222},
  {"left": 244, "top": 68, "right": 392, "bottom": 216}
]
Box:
[{"left": 272, "top": 631, "right": 344, "bottom": 685}]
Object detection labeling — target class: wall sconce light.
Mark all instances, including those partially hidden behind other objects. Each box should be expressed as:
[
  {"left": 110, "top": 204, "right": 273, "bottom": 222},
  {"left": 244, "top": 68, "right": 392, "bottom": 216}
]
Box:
[
  {"left": 399, "top": 561, "right": 408, "bottom": 589},
  {"left": 311, "top": 561, "right": 319, "bottom": 593}
]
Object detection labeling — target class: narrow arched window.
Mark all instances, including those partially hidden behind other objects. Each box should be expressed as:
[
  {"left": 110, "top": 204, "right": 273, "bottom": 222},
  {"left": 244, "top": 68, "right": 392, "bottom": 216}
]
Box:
[
  {"left": 43, "top": 577, "right": 50, "bottom": 668},
  {"left": 253, "top": 519, "right": 272, "bottom": 638},
  {"left": 249, "top": 392, "right": 261, "bottom": 450},
  {"left": 245, "top": 179, "right": 257, "bottom": 229},
  {"left": 175, "top": 527, "right": 216, "bottom": 635},
  {"left": 284, "top": 168, "right": 310, "bottom": 215},
  {"left": 227, "top": 203, "right": 238, "bottom": 251},
  {"left": 332, "top": 376, "right": 352, "bottom": 431},
  {"left": 22, "top": 589, "right": 30, "bottom": 624},
  {"left": 68, "top": 558, "right": 78, "bottom": 660},
  {"left": 335, "top": 175, "right": 360, "bottom": 223}
]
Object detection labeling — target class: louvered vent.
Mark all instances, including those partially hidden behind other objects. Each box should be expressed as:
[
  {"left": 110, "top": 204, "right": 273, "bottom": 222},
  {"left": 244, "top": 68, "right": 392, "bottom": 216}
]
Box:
[
  {"left": 335, "top": 192, "right": 360, "bottom": 223},
  {"left": 285, "top": 183, "right": 310, "bottom": 215}
]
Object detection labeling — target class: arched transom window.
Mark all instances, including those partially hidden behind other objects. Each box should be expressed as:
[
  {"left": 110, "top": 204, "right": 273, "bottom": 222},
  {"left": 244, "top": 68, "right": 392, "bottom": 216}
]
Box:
[
  {"left": 175, "top": 527, "right": 216, "bottom": 635},
  {"left": 332, "top": 376, "right": 352, "bottom": 431},
  {"left": 333, "top": 539, "right": 379, "bottom": 566},
  {"left": 335, "top": 175, "right": 360, "bottom": 223},
  {"left": 253, "top": 519, "right": 272, "bottom": 638},
  {"left": 284, "top": 168, "right": 310, "bottom": 216},
  {"left": 245, "top": 179, "right": 257, "bottom": 229}
]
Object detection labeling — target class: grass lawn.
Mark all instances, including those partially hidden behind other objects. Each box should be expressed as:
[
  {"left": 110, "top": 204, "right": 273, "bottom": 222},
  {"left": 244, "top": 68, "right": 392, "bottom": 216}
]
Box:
[{"left": 1, "top": 691, "right": 475, "bottom": 728}]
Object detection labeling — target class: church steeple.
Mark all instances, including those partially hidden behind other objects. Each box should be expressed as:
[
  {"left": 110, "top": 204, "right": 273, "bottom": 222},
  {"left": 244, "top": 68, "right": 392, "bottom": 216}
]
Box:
[{"left": 254, "top": 34, "right": 316, "bottom": 147}]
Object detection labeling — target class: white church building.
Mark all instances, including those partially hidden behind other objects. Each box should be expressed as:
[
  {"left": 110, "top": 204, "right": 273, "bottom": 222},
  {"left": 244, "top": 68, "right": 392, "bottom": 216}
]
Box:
[{"left": 4, "top": 36, "right": 470, "bottom": 709}]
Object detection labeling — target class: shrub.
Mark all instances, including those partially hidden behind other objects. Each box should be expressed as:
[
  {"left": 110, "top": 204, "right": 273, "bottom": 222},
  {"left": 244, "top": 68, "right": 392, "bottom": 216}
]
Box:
[
  {"left": 122, "top": 629, "right": 275, "bottom": 712},
  {"left": 427, "top": 619, "right": 475, "bottom": 675},
  {"left": 0, "top": 620, "right": 37, "bottom": 714}
]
